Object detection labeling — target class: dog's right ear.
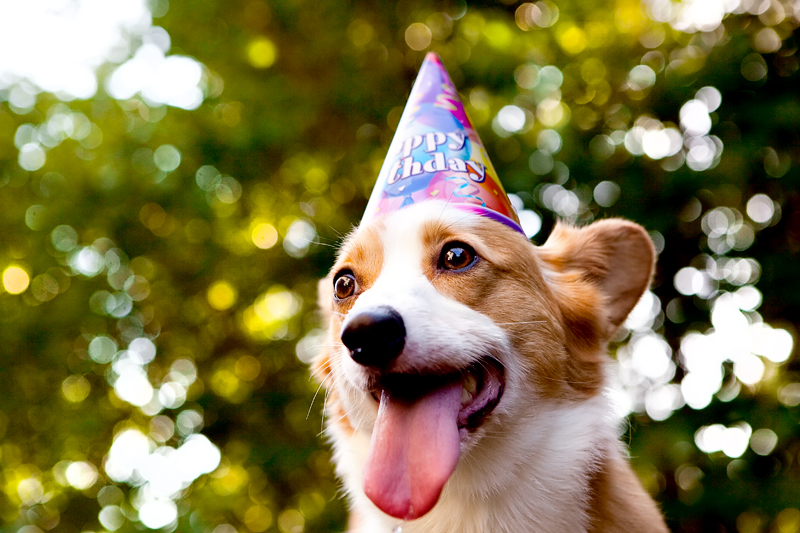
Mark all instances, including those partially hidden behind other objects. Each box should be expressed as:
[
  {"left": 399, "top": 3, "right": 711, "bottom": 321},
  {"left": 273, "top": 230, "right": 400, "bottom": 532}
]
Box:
[{"left": 539, "top": 218, "right": 655, "bottom": 339}]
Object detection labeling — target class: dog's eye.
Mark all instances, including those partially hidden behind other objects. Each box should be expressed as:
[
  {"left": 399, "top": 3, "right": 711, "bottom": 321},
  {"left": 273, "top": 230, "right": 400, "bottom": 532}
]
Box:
[
  {"left": 439, "top": 242, "right": 477, "bottom": 271},
  {"left": 333, "top": 271, "right": 357, "bottom": 300}
]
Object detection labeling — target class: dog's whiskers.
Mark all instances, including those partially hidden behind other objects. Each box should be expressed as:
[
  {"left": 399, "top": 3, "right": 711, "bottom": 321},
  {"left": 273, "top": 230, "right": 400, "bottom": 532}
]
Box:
[
  {"left": 309, "top": 238, "right": 338, "bottom": 249},
  {"left": 319, "top": 410, "right": 350, "bottom": 438},
  {"left": 307, "top": 371, "right": 334, "bottom": 420},
  {"left": 320, "top": 385, "right": 335, "bottom": 433}
]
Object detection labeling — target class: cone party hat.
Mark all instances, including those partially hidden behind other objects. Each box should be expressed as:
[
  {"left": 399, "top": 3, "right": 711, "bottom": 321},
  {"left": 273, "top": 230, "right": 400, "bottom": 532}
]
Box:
[{"left": 362, "top": 52, "right": 524, "bottom": 234}]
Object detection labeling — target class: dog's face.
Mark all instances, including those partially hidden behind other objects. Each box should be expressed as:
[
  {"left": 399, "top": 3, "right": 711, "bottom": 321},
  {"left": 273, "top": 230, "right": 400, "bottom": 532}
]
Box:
[{"left": 314, "top": 201, "right": 654, "bottom": 521}]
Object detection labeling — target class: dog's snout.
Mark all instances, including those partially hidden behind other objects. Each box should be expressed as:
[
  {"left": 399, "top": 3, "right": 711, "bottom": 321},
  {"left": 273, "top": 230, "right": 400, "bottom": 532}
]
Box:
[{"left": 341, "top": 306, "right": 406, "bottom": 368}]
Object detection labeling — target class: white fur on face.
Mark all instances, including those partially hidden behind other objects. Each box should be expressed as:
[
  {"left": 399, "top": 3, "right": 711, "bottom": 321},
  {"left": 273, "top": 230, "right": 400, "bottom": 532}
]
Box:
[{"left": 339, "top": 201, "right": 511, "bottom": 388}]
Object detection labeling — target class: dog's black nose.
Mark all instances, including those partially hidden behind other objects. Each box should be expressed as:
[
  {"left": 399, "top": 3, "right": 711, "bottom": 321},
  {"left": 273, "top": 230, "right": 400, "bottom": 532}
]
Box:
[{"left": 341, "top": 307, "right": 406, "bottom": 368}]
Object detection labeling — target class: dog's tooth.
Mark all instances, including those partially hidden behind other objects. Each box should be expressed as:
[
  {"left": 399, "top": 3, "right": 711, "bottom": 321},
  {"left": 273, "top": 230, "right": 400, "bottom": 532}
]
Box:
[
  {"left": 461, "top": 387, "right": 472, "bottom": 405},
  {"left": 464, "top": 373, "right": 478, "bottom": 395}
]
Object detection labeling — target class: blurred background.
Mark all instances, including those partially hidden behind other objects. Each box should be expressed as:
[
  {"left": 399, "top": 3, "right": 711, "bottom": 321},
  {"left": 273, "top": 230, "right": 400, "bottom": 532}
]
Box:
[{"left": 0, "top": 0, "right": 798, "bottom": 532}]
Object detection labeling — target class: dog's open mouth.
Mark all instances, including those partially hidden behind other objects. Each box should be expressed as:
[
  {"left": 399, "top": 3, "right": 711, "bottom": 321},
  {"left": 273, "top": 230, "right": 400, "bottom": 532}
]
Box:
[
  {"left": 362, "top": 358, "right": 504, "bottom": 521},
  {"left": 370, "top": 358, "right": 505, "bottom": 432}
]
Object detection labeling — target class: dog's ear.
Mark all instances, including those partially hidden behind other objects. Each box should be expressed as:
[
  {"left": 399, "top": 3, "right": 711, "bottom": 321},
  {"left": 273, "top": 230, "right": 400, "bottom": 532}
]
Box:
[
  {"left": 537, "top": 219, "right": 654, "bottom": 394},
  {"left": 539, "top": 218, "right": 655, "bottom": 342}
]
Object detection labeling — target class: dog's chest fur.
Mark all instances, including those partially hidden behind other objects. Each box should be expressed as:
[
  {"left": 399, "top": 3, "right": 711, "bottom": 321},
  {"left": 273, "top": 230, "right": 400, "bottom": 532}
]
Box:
[
  {"left": 314, "top": 202, "right": 669, "bottom": 533},
  {"left": 341, "top": 397, "right": 613, "bottom": 533}
]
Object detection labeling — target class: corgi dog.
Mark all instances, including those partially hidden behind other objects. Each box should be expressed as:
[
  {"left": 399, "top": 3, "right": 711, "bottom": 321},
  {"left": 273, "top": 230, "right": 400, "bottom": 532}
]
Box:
[{"left": 313, "top": 200, "right": 669, "bottom": 533}]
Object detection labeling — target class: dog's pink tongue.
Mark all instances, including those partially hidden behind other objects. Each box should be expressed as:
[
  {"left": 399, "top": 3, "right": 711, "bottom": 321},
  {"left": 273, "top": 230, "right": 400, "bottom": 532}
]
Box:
[{"left": 363, "top": 382, "right": 462, "bottom": 520}]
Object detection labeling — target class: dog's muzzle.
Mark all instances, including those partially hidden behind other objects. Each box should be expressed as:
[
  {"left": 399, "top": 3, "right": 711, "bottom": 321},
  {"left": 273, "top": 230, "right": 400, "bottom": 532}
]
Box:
[{"left": 341, "top": 306, "right": 406, "bottom": 368}]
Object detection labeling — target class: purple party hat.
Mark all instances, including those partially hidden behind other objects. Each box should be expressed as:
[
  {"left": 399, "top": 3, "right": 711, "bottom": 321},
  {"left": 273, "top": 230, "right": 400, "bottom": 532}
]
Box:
[{"left": 361, "top": 52, "right": 524, "bottom": 234}]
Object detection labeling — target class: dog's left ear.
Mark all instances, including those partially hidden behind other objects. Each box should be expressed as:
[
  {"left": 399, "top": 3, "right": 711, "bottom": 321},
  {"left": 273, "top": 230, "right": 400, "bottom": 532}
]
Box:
[{"left": 539, "top": 218, "right": 655, "bottom": 339}]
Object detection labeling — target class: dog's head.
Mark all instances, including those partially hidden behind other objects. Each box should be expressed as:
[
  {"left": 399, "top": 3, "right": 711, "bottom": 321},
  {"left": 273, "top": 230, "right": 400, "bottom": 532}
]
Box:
[{"left": 314, "top": 201, "right": 654, "bottom": 521}]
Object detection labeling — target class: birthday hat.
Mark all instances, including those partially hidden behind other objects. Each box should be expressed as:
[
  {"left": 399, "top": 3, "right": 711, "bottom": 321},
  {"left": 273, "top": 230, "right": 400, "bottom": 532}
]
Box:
[{"left": 362, "top": 52, "right": 524, "bottom": 234}]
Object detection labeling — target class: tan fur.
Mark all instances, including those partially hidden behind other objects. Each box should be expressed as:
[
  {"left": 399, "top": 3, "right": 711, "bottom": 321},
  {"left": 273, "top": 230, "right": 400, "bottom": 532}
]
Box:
[
  {"left": 539, "top": 220, "right": 656, "bottom": 332},
  {"left": 587, "top": 445, "right": 669, "bottom": 532},
  {"left": 314, "top": 203, "right": 668, "bottom": 532}
]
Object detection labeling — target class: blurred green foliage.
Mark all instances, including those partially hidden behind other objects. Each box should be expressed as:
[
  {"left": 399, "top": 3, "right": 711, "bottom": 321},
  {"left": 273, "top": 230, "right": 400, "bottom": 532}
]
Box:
[{"left": 1, "top": 1, "right": 799, "bottom": 533}]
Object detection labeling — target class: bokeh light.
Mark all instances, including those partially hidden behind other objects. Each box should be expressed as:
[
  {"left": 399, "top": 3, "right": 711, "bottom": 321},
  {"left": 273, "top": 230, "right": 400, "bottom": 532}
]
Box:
[
  {"left": 1, "top": 0, "right": 209, "bottom": 113},
  {"left": 1, "top": 1, "right": 799, "bottom": 532},
  {"left": 695, "top": 422, "right": 752, "bottom": 458},
  {"left": 746, "top": 193, "right": 776, "bottom": 224},
  {"left": 495, "top": 105, "right": 527, "bottom": 135},
  {"left": 247, "top": 37, "right": 277, "bottom": 69},
  {"left": 153, "top": 144, "right": 180, "bottom": 172},
  {"left": 208, "top": 280, "right": 238, "bottom": 311},
  {"left": 105, "top": 43, "right": 204, "bottom": 109},
  {"left": 3, "top": 266, "right": 30, "bottom": 294},
  {"left": 405, "top": 23, "right": 432, "bottom": 51},
  {"left": 65, "top": 461, "right": 98, "bottom": 490},
  {"left": 749, "top": 428, "right": 778, "bottom": 456},
  {"left": 0, "top": 0, "right": 148, "bottom": 102},
  {"left": 283, "top": 219, "right": 316, "bottom": 258},
  {"left": 252, "top": 223, "right": 279, "bottom": 249},
  {"left": 515, "top": 2, "right": 559, "bottom": 30},
  {"left": 62, "top": 375, "right": 91, "bottom": 403}
]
